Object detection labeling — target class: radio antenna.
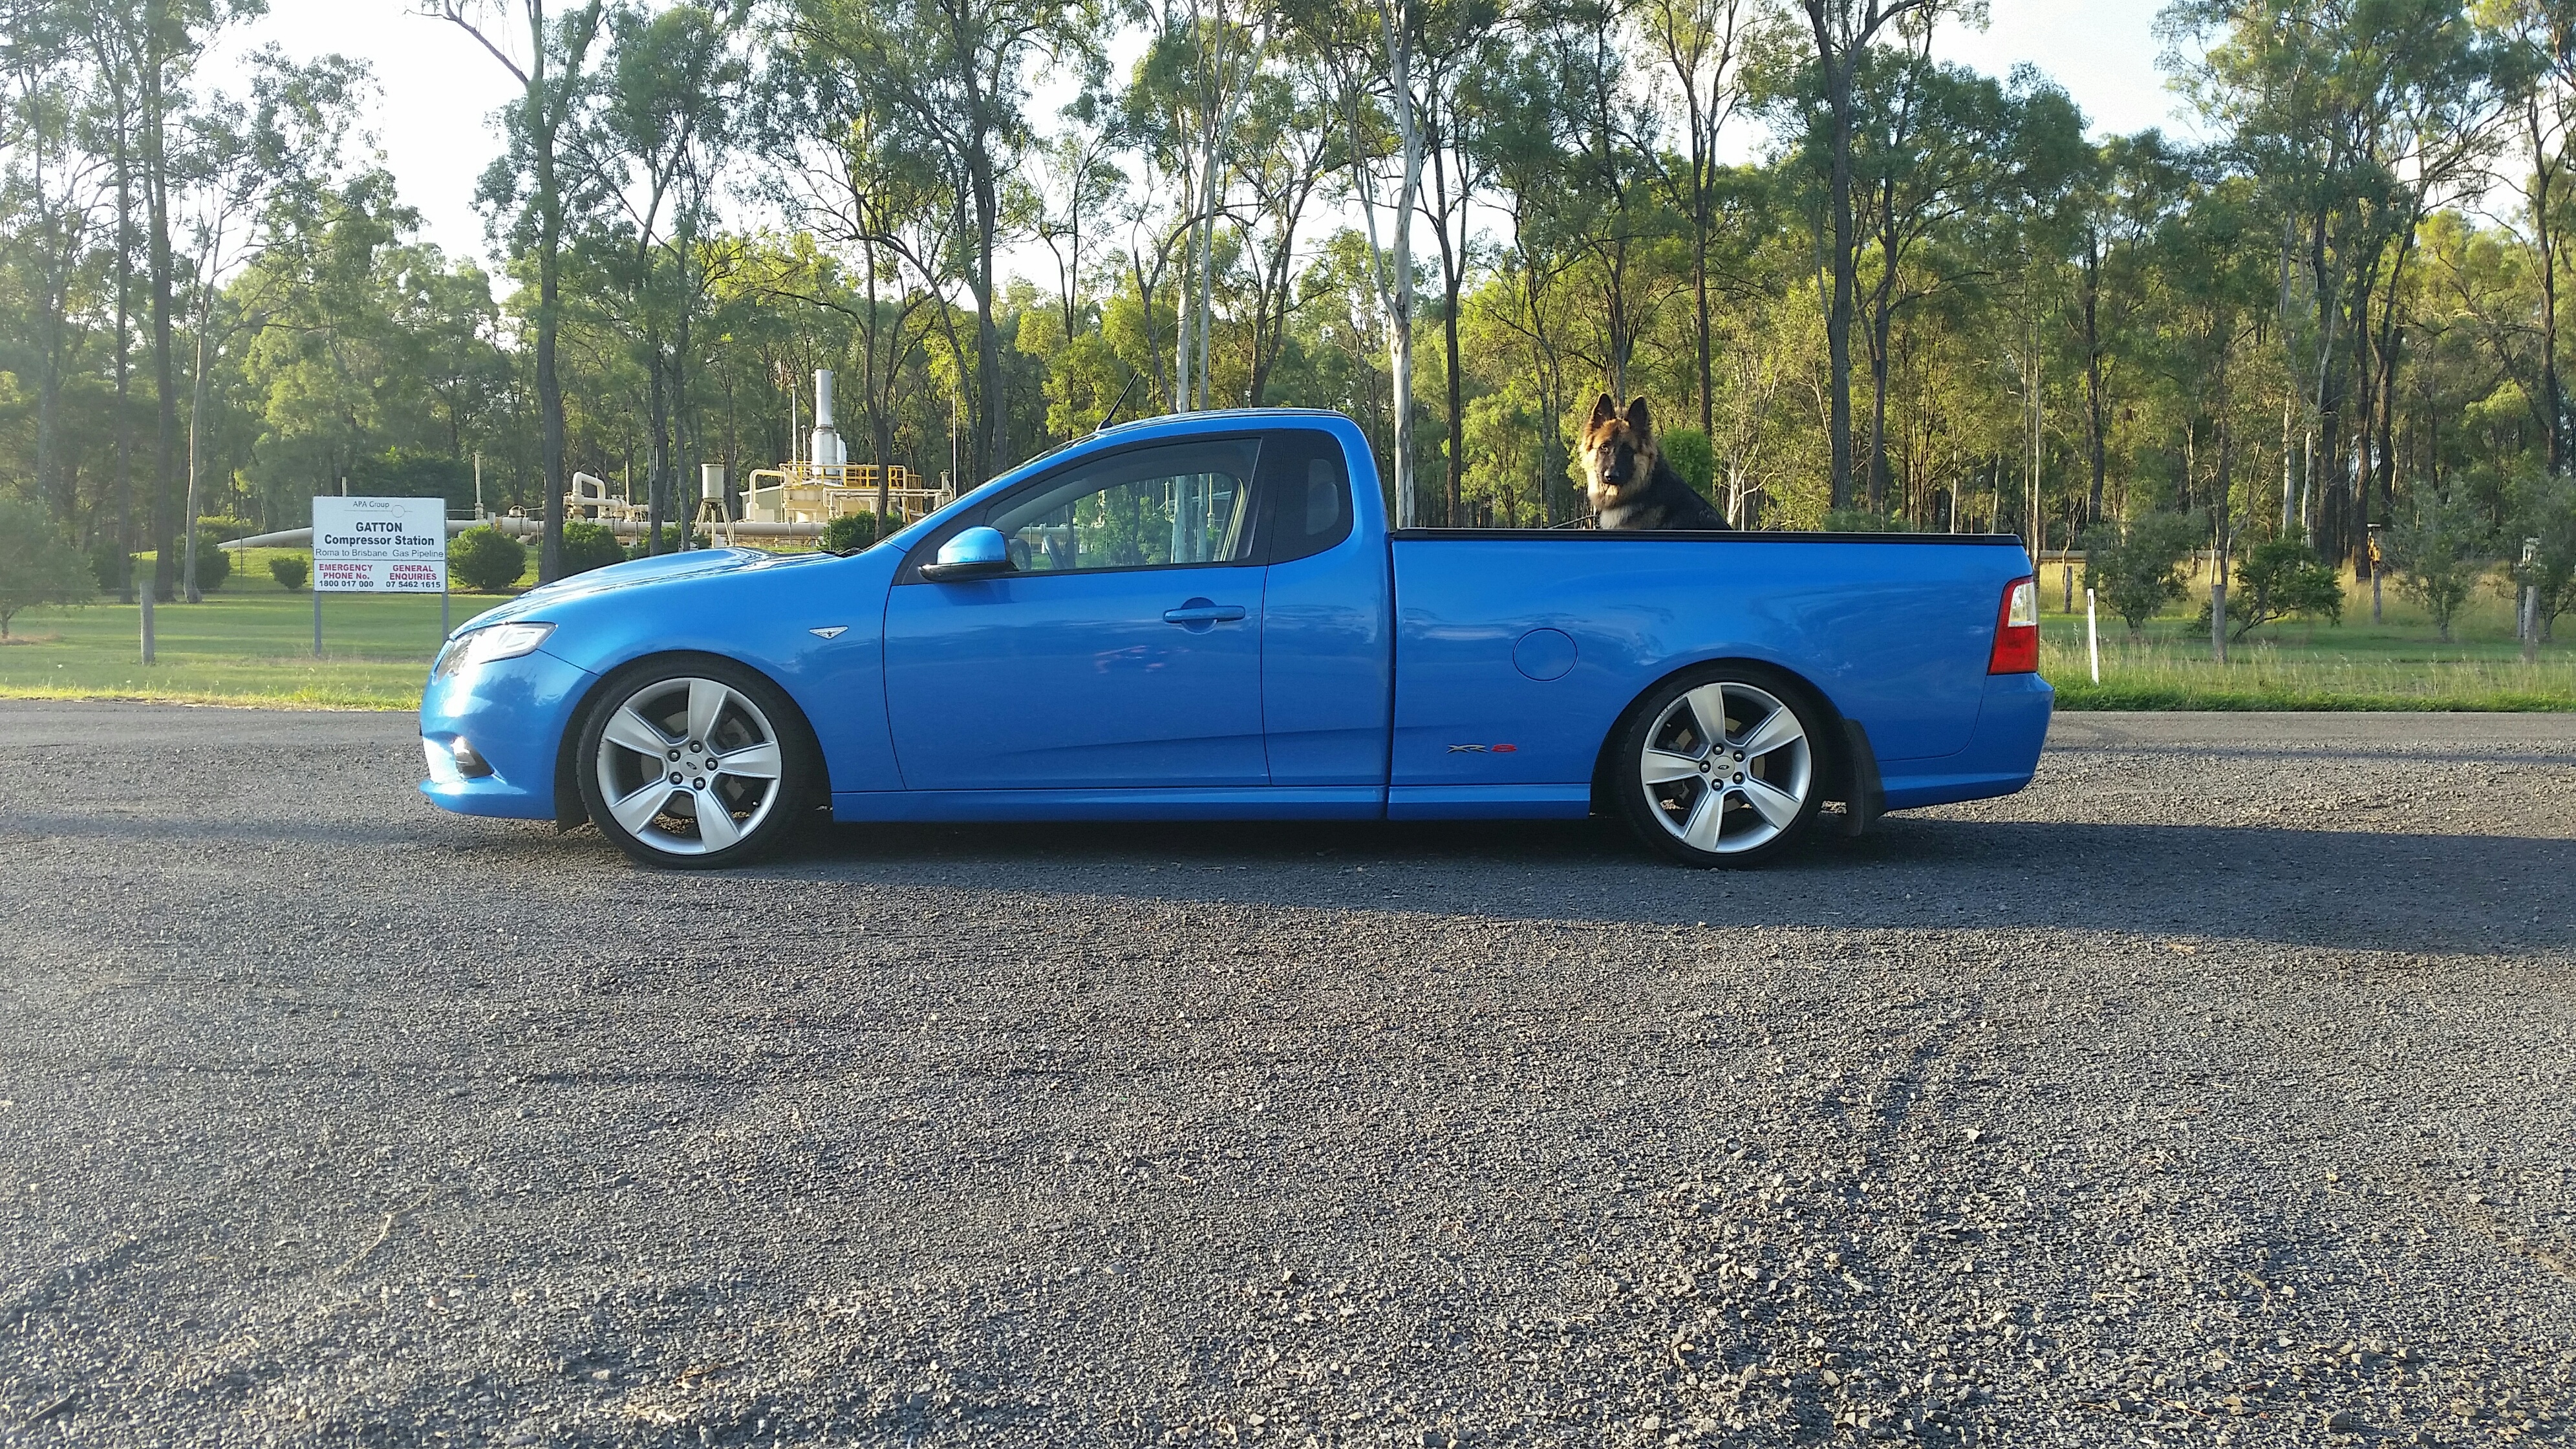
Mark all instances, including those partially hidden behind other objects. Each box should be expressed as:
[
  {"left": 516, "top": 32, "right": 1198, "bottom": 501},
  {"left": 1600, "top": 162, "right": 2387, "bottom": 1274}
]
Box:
[{"left": 1093, "top": 370, "right": 1142, "bottom": 434}]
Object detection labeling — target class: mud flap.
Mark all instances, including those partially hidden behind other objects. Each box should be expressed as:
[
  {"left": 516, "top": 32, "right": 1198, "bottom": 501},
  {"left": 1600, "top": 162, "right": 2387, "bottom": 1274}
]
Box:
[{"left": 1838, "top": 719, "right": 1885, "bottom": 837}]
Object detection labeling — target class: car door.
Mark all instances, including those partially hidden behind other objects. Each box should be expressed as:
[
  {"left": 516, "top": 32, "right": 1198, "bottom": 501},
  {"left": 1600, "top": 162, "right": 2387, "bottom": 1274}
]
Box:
[{"left": 883, "top": 436, "right": 1271, "bottom": 790}]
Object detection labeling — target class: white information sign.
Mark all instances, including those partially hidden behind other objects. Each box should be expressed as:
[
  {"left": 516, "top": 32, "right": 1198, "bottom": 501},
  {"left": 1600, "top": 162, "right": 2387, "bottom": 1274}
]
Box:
[{"left": 312, "top": 495, "right": 449, "bottom": 593}]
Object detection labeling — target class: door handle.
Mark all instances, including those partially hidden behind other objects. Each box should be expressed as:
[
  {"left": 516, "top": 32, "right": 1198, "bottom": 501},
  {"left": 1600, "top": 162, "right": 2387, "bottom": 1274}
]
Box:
[
  {"left": 1163, "top": 603, "right": 1247, "bottom": 623},
  {"left": 1162, "top": 600, "right": 1247, "bottom": 625}
]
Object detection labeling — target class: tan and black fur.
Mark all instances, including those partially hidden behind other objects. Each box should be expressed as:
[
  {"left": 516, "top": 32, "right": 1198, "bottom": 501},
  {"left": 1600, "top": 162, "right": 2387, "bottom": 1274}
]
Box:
[{"left": 1580, "top": 394, "right": 1730, "bottom": 531}]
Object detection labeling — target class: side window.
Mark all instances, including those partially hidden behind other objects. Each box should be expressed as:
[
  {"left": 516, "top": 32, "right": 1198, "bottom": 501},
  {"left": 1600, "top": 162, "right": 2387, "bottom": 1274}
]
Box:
[
  {"left": 987, "top": 439, "right": 1263, "bottom": 574},
  {"left": 1260, "top": 431, "right": 1353, "bottom": 565}
]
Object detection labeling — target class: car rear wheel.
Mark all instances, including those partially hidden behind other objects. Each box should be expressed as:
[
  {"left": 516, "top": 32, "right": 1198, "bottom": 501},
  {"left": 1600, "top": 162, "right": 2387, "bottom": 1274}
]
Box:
[
  {"left": 1614, "top": 664, "right": 1824, "bottom": 868},
  {"left": 576, "top": 658, "right": 817, "bottom": 868}
]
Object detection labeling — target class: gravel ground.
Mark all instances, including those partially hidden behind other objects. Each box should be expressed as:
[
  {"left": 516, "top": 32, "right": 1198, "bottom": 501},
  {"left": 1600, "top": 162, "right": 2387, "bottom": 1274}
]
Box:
[{"left": 2, "top": 702, "right": 2572, "bottom": 1448}]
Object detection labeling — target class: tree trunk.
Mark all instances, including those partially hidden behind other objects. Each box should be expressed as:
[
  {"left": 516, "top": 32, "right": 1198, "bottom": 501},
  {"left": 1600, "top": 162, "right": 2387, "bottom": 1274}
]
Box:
[
  {"left": 972, "top": 151, "right": 1005, "bottom": 483},
  {"left": 145, "top": 3, "right": 180, "bottom": 605},
  {"left": 2083, "top": 242, "right": 2107, "bottom": 525},
  {"left": 532, "top": 8, "right": 567, "bottom": 584},
  {"left": 184, "top": 319, "right": 209, "bottom": 602},
  {"left": 1821, "top": 52, "right": 1858, "bottom": 512}
]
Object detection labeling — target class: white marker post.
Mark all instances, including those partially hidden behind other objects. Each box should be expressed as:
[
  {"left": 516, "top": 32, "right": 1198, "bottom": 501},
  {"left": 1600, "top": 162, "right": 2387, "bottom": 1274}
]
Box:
[
  {"left": 311, "top": 496, "right": 451, "bottom": 658},
  {"left": 2086, "top": 587, "right": 2101, "bottom": 684}
]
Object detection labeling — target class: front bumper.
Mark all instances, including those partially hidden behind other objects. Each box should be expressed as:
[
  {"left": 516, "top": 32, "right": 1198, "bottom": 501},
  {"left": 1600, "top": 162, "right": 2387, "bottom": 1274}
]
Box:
[{"left": 418, "top": 647, "right": 597, "bottom": 820}]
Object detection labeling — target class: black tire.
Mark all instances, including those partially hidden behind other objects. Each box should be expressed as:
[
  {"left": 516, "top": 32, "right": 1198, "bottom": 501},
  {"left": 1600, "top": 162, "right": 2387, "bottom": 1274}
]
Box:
[
  {"left": 1611, "top": 661, "right": 1828, "bottom": 868},
  {"left": 574, "top": 654, "right": 821, "bottom": 869}
]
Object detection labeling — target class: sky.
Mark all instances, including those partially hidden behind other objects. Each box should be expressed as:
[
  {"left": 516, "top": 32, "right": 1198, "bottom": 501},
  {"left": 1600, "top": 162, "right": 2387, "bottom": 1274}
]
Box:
[{"left": 207, "top": 0, "right": 2195, "bottom": 277}]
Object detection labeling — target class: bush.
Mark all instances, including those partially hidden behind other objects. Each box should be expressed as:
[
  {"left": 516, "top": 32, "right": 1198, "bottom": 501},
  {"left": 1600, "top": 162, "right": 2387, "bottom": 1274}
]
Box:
[
  {"left": 186, "top": 529, "right": 231, "bottom": 592},
  {"left": 559, "top": 521, "right": 626, "bottom": 575},
  {"left": 821, "top": 511, "right": 885, "bottom": 553},
  {"left": 2506, "top": 470, "right": 2576, "bottom": 641},
  {"left": 449, "top": 527, "right": 527, "bottom": 592},
  {"left": 2081, "top": 510, "right": 2202, "bottom": 634},
  {"left": 88, "top": 539, "right": 131, "bottom": 593},
  {"left": 0, "top": 498, "right": 94, "bottom": 637},
  {"left": 2202, "top": 537, "right": 2345, "bottom": 641},
  {"left": 269, "top": 554, "right": 309, "bottom": 592},
  {"left": 2389, "top": 490, "right": 2489, "bottom": 641}
]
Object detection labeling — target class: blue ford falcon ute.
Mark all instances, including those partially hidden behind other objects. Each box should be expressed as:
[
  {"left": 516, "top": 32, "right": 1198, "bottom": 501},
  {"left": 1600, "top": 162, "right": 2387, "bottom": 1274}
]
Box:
[{"left": 420, "top": 409, "right": 2050, "bottom": 868}]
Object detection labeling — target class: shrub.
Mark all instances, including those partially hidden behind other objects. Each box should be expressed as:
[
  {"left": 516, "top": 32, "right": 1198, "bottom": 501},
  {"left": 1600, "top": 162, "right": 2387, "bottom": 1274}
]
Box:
[
  {"left": 449, "top": 527, "right": 528, "bottom": 592},
  {"left": 269, "top": 554, "right": 309, "bottom": 592},
  {"left": 2506, "top": 470, "right": 2576, "bottom": 641},
  {"left": 186, "top": 530, "right": 231, "bottom": 592},
  {"left": 0, "top": 499, "right": 94, "bottom": 637},
  {"left": 2389, "top": 490, "right": 2489, "bottom": 642},
  {"left": 2202, "top": 538, "right": 2345, "bottom": 641},
  {"left": 2081, "top": 510, "right": 2202, "bottom": 634},
  {"left": 88, "top": 539, "right": 131, "bottom": 593},
  {"left": 559, "top": 521, "right": 626, "bottom": 575},
  {"left": 821, "top": 511, "right": 885, "bottom": 553}
]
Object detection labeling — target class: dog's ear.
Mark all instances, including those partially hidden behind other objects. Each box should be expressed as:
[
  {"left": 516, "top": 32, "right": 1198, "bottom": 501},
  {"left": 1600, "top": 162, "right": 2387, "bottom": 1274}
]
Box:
[
  {"left": 1588, "top": 393, "right": 1618, "bottom": 433},
  {"left": 1625, "top": 396, "right": 1653, "bottom": 437}
]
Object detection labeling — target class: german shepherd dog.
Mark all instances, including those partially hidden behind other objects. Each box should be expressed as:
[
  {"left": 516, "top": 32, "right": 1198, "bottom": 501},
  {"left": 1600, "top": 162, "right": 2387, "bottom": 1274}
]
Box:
[{"left": 1582, "top": 394, "right": 1731, "bottom": 531}]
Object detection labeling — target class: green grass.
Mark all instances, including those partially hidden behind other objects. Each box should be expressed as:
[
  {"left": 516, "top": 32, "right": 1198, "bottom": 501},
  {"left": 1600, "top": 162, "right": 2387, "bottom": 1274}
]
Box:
[
  {"left": 0, "top": 548, "right": 514, "bottom": 710},
  {"left": 2034, "top": 557, "right": 2576, "bottom": 710},
  {"left": 7, "top": 546, "right": 2570, "bottom": 711}
]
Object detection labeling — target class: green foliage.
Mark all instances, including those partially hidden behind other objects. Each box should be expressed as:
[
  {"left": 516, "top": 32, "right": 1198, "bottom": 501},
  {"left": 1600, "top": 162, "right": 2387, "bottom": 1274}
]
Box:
[
  {"left": 1822, "top": 509, "right": 1913, "bottom": 533},
  {"left": 2203, "top": 539, "right": 2345, "bottom": 641},
  {"left": 449, "top": 528, "right": 527, "bottom": 592},
  {"left": 2507, "top": 471, "right": 2576, "bottom": 641},
  {"left": 88, "top": 541, "right": 131, "bottom": 594},
  {"left": 269, "top": 555, "right": 310, "bottom": 592},
  {"left": 189, "top": 532, "right": 233, "bottom": 593},
  {"left": 821, "top": 513, "right": 885, "bottom": 554},
  {"left": 1659, "top": 429, "right": 1717, "bottom": 499},
  {"left": 559, "top": 522, "right": 627, "bottom": 577},
  {"left": 0, "top": 500, "right": 95, "bottom": 637},
  {"left": 2389, "top": 490, "right": 2491, "bottom": 643},
  {"left": 196, "top": 516, "right": 255, "bottom": 542},
  {"left": 2081, "top": 511, "right": 2202, "bottom": 634}
]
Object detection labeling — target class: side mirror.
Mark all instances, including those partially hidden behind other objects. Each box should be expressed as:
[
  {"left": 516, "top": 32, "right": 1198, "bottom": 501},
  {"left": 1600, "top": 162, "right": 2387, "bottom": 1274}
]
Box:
[{"left": 919, "top": 525, "right": 1014, "bottom": 582}]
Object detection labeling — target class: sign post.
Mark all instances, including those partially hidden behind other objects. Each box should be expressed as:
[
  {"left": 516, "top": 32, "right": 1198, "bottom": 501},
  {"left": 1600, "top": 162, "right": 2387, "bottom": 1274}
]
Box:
[{"left": 311, "top": 496, "right": 451, "bottom": 658}]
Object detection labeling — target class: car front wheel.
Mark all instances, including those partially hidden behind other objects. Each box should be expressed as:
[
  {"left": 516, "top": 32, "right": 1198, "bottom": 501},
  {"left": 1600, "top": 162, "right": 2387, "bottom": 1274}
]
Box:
[
  {"left": 1614, "top": 664, "right": 1825, "bottom": 867},
  {"left": 575, "top": 658, "right": 818, "bottom": 868}
]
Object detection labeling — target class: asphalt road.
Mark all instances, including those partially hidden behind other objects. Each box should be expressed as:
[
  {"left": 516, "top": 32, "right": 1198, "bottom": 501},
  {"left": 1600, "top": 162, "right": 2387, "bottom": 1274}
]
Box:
[{"left": 3, "top": 702, "right": 2572, "bottom": 1447}]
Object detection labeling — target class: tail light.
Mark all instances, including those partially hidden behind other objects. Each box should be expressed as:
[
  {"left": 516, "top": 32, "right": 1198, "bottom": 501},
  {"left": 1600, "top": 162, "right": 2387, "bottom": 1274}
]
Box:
[{"left": 1988, "top": 577, "right": 2039, "bottom": 674}]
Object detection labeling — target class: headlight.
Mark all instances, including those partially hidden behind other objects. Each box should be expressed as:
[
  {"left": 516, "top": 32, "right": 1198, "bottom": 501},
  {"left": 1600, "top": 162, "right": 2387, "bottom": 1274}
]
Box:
[{"left": 434, "top": 621, "right": 555, "bottom": 679}]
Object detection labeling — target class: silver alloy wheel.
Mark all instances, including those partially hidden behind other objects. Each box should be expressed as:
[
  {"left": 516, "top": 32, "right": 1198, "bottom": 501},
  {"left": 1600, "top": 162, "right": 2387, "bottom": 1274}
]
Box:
[
  {"left": 592, "top": 676, "right": 786, "bottom": 857},
  {"left": 1636, "top": 680, "right": 1813, "bottom": 855}
]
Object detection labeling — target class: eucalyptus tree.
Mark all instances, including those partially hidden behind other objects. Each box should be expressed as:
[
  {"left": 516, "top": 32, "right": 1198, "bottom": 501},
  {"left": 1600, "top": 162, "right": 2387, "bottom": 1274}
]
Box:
[
  {"left": 1231, "top": 47, "right": 1341, "bottom": 405},
  {"left": 760, "top": 21, "right": 963, "bottom": 510},
  {"left": 0, "top": 0, "right": 111, "bottom": 530},
  {"left": 1792, "top": 0, "right": 1956, "bottom": 511},
  {"left": 2169, "top": 0, "right": 2510, "bottom": 561},
  {"left": 2065, "top": 130, "right": 2189, "bottom": 526},
  {"left": 1635, "top": 0, "right": 1769, "bottom": 441},
  {"left": 173, "top": 49, "right": 370, "bottom": 597},
  {"left": 593, "top": 0, "right": 745, "bottom": 551},
  {"left": 424, "top": 0, "right": 612, "bottom": 582},
  {"left": 2478, "top": 0, "right": 2576, "bottom": 470},
  {"left": 1285, "top": 0, "right": 1430, "bottom": 524},
  {"left": 780, "top": 0, "right": 1107, "bottom": 487}
]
